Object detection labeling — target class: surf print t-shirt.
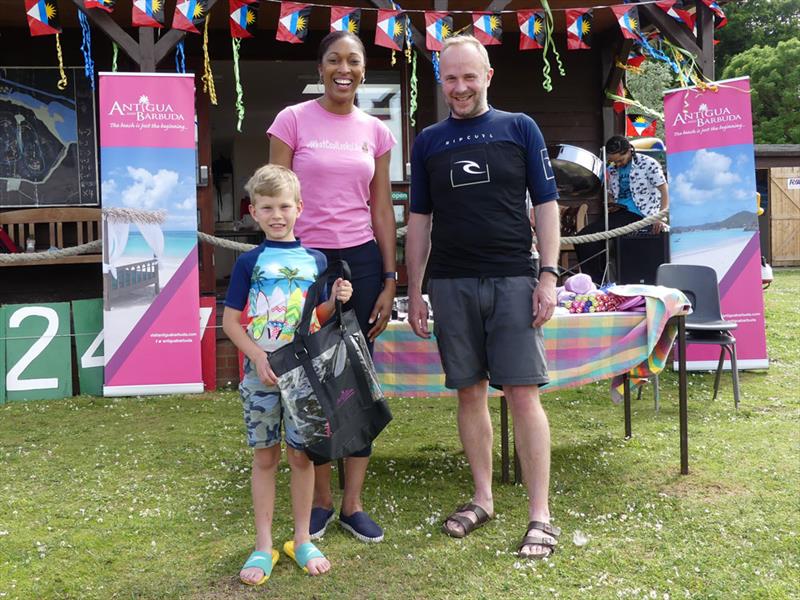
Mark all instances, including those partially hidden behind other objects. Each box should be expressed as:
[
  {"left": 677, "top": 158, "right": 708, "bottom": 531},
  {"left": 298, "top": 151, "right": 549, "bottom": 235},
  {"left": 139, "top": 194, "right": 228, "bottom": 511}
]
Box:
[
  {"left": 268, "top": 99, "right": 396, "bottom": 249},
  {"left": 224, "top": 239, "right": 327, "bottom": 353}
]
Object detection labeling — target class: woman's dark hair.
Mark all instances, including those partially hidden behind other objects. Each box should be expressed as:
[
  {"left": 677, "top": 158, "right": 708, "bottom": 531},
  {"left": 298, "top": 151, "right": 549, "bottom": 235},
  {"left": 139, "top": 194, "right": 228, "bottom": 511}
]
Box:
[
  {"left": 317, "top": 31, "right": 366, "bottom": 65},
  {"left": 605, "top": 135, "right": 631, "bottom": 156}
]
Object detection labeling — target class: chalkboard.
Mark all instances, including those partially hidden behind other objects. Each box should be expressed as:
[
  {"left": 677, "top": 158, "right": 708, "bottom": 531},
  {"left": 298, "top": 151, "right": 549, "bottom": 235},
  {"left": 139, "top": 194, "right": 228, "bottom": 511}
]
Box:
[{"left": 0, "top": 67, "right": 99, "bottom": 207}]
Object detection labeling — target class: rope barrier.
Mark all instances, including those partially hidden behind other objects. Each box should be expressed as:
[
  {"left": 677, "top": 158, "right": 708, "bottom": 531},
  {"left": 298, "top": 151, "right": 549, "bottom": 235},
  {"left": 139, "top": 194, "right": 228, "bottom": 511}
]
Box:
[{"left": 0, "top": 210, "right": 668, "bottom": 265}]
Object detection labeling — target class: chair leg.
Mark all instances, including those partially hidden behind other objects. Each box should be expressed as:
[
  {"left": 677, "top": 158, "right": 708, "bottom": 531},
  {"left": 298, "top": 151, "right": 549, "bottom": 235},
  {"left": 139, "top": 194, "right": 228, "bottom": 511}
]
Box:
[
  {"left": 712, "top": 346, "right": 725, "bottom": 400},
  {"left": 728, "top": 343, "right": 740, "bottom": 410},
  {"left": 654, "top": 374, "right": 660, "bottom": 414}
]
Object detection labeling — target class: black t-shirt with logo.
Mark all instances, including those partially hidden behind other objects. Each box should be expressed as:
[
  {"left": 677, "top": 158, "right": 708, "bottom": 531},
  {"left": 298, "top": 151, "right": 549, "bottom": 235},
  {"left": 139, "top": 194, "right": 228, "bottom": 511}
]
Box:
[{"left": 410, "top": 108, "right": 559, "bottom": 278}]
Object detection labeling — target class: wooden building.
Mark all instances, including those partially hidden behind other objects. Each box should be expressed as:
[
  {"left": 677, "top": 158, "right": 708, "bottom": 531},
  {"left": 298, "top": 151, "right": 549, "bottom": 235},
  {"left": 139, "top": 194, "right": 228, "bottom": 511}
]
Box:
[{"left": 0, "top": 0, "right": 722, "bottom": 386}]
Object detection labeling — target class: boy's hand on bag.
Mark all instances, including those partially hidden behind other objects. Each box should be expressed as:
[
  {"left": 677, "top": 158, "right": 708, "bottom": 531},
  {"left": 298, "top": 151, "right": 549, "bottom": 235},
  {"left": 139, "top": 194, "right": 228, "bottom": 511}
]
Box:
[
  {"left": 332, "top": 278, "right": 353, "bottom": 303},
  {"left": 256, "top": 353, "right": 278, "bottom": 385}
]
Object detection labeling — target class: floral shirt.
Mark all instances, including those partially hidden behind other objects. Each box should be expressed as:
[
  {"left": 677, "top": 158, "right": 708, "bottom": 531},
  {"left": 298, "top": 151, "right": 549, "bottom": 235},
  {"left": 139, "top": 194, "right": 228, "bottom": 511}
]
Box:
[{"left": 608, "top": 153, "right": 666, "bottom": 218}]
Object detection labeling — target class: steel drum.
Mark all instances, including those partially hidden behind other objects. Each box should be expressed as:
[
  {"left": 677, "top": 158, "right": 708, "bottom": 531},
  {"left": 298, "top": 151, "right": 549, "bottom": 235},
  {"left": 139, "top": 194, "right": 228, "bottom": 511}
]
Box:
[{"left": 547, "top": 144, "right": 604, "bottom": 195}]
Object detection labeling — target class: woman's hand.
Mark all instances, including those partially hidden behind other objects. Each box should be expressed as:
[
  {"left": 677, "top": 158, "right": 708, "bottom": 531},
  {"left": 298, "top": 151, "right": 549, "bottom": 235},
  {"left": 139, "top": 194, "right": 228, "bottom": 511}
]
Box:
[{"left": 367, "top": 284, "right": 395, "bottom": 342}]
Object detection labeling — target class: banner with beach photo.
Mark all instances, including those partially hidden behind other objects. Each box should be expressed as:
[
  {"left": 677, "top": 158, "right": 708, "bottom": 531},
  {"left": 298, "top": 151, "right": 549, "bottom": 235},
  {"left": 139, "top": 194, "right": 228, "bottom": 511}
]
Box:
[
  {"left": 664, "top": 77, "right": 768, "bottom": 370},
  {"left": 98, "top": 73, "right": 203, "bottom": 396}
]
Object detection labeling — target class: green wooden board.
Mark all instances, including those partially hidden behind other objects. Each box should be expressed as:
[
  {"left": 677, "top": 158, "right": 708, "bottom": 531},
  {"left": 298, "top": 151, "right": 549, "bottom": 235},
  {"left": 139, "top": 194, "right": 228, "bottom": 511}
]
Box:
[
  {"left": 4, "top": 302, "right": 72, "bottom": 402},
  {"left": 72, "top": 299, "right": 104, "bottom": 396}
]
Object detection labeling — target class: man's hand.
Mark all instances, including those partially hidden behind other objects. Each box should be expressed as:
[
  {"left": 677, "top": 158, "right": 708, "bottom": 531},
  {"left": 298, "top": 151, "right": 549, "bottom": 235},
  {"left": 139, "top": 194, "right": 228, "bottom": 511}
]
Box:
[
  {"left": 532, "top": 274, "right": 557, "bottom": 328},
  {"left": 367, "top": 285, "right": 394, "bottom": 342},
  {"left": 408, "top": 293, "right": 430, "bottom": 338},
  {"left": 256, "top": 352, "right": 278, "bottom": 385},
  {"left": 331, "top": 277, "right": 353, "bottom": 303}
]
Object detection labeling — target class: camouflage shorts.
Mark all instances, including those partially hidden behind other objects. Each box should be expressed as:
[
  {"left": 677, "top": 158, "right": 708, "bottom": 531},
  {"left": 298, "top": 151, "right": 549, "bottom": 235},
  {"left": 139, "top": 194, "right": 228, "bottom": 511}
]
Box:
[{"left": 239, "top": 377, "right": 304, "bottom": 450}]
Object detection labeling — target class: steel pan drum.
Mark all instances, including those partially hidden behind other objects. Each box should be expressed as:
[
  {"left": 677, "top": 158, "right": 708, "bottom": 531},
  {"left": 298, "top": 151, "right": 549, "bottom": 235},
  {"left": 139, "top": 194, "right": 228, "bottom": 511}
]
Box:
[{"left": 547, "top": 144, "right": 603, "bottom": 195}]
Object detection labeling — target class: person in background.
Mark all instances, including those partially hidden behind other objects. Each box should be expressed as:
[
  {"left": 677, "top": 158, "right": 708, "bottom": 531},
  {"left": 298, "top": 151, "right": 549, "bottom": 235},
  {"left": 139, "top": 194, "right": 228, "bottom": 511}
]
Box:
[
  {"left": 268, "top": 30, "right": 396, "bottom": 544},
  {"left": 223, "top": 164, "right": 353, "bottom": 583},
  {"left": 405, "top": 35, "right": 562, "bottom": 560},
  {"left": 575, "top": 135, "right": 669, "bottom": 284}
]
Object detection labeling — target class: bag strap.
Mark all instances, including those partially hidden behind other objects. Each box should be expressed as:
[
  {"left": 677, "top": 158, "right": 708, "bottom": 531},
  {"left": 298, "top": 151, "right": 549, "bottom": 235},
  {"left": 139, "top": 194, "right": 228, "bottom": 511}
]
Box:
[{"left": 295, "top": 259, "right": 352, "bottom": 339}]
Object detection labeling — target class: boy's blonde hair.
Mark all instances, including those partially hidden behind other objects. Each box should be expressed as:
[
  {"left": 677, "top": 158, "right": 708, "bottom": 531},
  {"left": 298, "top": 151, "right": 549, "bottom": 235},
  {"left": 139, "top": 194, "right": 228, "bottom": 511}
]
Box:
[
  {"left": 440, "top": 34, "right": 492, "bottom": 73},
  {"left": 244, "top": 164, "right": 302, "bottom": 205}
]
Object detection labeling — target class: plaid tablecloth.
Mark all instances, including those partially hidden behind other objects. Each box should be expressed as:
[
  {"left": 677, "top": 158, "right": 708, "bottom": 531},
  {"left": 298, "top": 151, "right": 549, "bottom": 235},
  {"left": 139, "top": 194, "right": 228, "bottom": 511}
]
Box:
[{"left": 374, "top": 285, "right": 690, "bottom": 400}]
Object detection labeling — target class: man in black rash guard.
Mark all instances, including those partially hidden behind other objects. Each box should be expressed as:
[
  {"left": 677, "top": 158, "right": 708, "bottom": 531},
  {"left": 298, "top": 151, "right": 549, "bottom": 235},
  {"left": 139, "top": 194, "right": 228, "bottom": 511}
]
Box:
[{"left": 406, "top": 35, "right": 562, "bottom": 560}]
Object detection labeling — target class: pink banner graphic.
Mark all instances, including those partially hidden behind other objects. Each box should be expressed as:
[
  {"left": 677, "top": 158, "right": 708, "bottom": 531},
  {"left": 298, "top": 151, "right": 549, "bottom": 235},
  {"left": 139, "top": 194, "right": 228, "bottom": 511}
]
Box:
[
  {"left": 664, "top": 77, "right": 768, "bottom": 370},
  {"left": 99, "top": 73, "right": 203, "bottom": 395}
]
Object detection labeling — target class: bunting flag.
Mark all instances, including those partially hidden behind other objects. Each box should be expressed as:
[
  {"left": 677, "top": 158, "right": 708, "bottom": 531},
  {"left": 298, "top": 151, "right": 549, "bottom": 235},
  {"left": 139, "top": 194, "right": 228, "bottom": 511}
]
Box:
[
  {"left": 472, "top": 12, "right": 502, "bottom": 46},
  {"left": 172, "top": 0, "right": 209, "bottom": 34},
  {"left": 84, "top": 0, "right": 116, "bottom": 13},
  {"left": 26, "top": 0, "right": 61, "bottom": 36},
  {"left": 699, "top": 0, "right": 727, "bottom": 29},
  {"left": 424, "top": 12, "right": 451, "bottom": 51},
  {"left": 517, "top": 10, "right": 545, "bottom": 51},
  {"left": 628, "top": 50, "right": 646, "bottom": 69},
  {"left": 229, "top": 0, "right": 260, "bottom": 39},
  {"left": 565, "top": 8, "right": 592, "bottom": 50},
  {"left": 277, "top": 2, "right": 311, "bottom": 43},
  {"left": 375, "top": 9, "right": 404, "bottom": 51},
  {"left": 626, "top": 114, "right": 658, "bottom": 137},
  {"left": 330, "top": 6, "right": 361, "bottom": 33},
  {"left": 132, "top": 0, "right": 165, "bottom": 28},
  {"left": 610, "top": 4, "right": 640, "bottom": 41},
  {"left": 656, "top": 0, "right": 695, "bottom": 31},
  {"left": 613, "top": 81, "right": 628, "bottom": 114}
]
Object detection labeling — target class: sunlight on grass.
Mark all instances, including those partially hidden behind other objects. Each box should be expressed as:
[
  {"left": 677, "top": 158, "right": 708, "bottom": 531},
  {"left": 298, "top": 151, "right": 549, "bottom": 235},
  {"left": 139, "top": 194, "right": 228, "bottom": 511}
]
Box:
[{"left": 1, "top": 270, "right": 798, "bottom": 599}]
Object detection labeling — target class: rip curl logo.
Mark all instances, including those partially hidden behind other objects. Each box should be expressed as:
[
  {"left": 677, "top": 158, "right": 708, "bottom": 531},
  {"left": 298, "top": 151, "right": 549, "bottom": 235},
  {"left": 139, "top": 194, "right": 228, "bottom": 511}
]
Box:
[
  {"left": 450, "top": 148, "right": 491, "bottom": 188},
  {"left": 337, "top": 388, "right": 356, "bottom": 406},
  {"left": 107, "top": 94, "right": 185, "bottom": 122}
]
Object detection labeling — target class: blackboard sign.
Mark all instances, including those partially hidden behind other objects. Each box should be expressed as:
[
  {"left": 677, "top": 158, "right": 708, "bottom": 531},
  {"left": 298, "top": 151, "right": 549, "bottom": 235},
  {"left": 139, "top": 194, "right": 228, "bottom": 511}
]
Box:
[{"left": 0, "top": 67, "right": 98, "bottom": 207}]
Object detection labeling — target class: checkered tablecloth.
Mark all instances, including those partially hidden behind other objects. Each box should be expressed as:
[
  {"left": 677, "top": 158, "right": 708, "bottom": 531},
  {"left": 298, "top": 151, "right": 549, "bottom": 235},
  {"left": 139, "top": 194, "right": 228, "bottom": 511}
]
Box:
[{"left": 373, "top": 285, "right": 690, "bottom": 399}]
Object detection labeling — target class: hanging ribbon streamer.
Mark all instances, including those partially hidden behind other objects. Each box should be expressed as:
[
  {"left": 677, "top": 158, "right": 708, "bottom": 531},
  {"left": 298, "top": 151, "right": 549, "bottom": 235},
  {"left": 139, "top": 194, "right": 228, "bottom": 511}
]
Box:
[
  {"left": 55, "top": 34, "right": 68, "bottom": 90},
  {"left": 615, "top": 59, "right": 643, "bottom": 76},
  {"left": 112, "top": 41, "right": 119, "bottom": 72},
  {"left": 605, "top": 89, "right": 664, "bottom": 120},
  {"left": 202, "top": 17, "right": 218, "bottom": 105},
  {"left": 78, "top": 11, "right": 95, "bottom": 90},
  {"left": 636, "top": 35, "right": 679, "bottom": 74},
  {"left": 539, "top": 0, "right": 565, "bottom": 93},
  {"left": 404, "top": 13, "right": 412, "bottom": 64},
  {"left": 175, "top": 39, "right": 186, "bottom": 73},
  {"left": 232, "top": 38, "right": 245, "bottom": 132},
  {"left": 432, "top": 51, "right": 440, "bottom": 84},
  {"left": 409, "top": 48, "right": 418, "bottom": 127}
]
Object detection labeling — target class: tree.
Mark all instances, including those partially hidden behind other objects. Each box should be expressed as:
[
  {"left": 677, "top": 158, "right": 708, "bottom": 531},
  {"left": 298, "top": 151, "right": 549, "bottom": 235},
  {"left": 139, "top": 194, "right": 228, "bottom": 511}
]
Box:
[
  {"left": 627, "top": 61, "right": 675, "bottom": 140},
  {"left": 715, "top": 0, "right": 800, "bottom": 72},
  {"left": 722, "top": 38, "right": 800, "bottom": 144}
]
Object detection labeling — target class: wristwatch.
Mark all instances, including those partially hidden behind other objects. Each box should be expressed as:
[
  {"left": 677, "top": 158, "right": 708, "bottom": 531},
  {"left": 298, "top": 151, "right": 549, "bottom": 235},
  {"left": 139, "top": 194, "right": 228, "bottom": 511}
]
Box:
[
  {"left": 383, "top": 271, "right": 398, "bottom": 281},
  {"left": 538, "top": 266, "right": 559, "bottom": 279}
]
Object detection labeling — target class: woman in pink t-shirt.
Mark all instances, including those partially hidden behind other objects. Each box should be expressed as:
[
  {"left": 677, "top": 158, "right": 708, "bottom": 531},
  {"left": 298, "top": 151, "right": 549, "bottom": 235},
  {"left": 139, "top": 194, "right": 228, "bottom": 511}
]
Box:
[{"left": 268, "top": 31, "right": 396, "bottom": 544}]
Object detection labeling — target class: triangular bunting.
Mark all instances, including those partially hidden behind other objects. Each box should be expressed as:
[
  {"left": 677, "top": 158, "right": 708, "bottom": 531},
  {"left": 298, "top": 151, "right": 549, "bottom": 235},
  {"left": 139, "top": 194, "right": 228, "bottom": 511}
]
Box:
[
  {"left": 277, "top": 2, "right": 311, "bottom": 44},
  {"left": 656, "top": 0, "right": 696, "bottom": 31},
  {"left": 330, "top": 6, "right": 361, "bottom": 34},
  {"left": 26, "top": 0, "right": 61, "bottom": 36},
  {"left": 172, "top": 0, "right": 208, "bottom": 34},
  {"left": 84, "top": 0, "right": 116, "bottom": 13},
  {"left": 610, "top": 4, "right": 641, "bottom": 41},
  {"left": 472, "top": 12, "right": 502, "bottom": 46},
  {"left": 425, "top": 12, "right": 452, "bottom": 51},
  {"left": 517, "top": 10, "right": 545, "bottom": 51},
  {"left": 375, "top": 9, "right": 404, "bottom": 51},
  {"left": 565, "top": 8, "right": 592, "bottom": 50},
  {"left": 229, "top": 0, "right": 260, "bottom": 39},
  {"left": 132, "top": 0, "right": 165, "bottom": 28}
]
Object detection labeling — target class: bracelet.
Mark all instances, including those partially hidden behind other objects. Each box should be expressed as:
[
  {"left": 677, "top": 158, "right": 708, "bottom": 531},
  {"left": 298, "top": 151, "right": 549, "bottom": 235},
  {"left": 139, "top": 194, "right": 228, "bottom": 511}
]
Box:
[
  {"left": 538, "top": 266, "right": 559, "bottom": 279},
  {"left": 383, "top": 271, "right": 398, "bottom": 281}
]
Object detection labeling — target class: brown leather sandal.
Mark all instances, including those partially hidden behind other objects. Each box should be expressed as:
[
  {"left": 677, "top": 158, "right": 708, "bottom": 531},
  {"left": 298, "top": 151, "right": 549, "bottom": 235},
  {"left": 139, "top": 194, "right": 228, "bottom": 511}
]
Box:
[
  {"left": 441, "top": 502, "right": 493, "bottom": 539},
  {"left": 517, "top": 520, "right": 561, "bottom": 559}
]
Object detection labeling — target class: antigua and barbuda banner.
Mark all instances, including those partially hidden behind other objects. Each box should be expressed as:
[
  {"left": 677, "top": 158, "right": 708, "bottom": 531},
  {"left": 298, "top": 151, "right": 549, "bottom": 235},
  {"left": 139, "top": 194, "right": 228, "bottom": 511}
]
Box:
[
  {"left": 98, "top": 73, "right": 203, "bottom": 396},
  {"left": 664, "top": 77, "right": 768, "bottom": 370}
]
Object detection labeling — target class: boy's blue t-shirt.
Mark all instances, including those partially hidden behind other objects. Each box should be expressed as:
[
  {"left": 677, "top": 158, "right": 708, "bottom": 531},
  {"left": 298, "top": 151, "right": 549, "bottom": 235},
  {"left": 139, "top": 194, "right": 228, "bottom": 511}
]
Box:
[{"left": 224, "top": 239, "right": 328, "bottom": 352}]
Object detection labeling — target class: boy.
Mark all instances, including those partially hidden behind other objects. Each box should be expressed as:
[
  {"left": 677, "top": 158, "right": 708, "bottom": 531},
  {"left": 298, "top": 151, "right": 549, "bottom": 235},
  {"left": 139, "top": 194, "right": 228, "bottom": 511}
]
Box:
[{"left": 222, "top": 164, "right": 352, "bottom": 584}]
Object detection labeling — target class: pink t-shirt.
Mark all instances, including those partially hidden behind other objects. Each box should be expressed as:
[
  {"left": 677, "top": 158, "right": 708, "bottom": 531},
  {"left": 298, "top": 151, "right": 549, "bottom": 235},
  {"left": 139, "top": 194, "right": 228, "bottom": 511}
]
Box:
[{"left": 267, "top": 99, "right": 396, "bottom": 249}]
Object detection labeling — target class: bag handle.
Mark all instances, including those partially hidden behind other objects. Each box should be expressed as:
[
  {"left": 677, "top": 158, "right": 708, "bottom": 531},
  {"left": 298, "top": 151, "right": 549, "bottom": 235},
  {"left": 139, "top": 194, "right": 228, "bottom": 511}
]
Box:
[{"left": 294, "top": 259, "right": 352, "bottom": 340}]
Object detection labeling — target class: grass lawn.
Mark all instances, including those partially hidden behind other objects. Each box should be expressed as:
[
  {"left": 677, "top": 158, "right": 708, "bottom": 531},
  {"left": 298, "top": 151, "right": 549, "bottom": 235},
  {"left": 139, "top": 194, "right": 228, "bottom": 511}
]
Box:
[{"left": 1, "top": 270, "right": 798, "bottom": 599}]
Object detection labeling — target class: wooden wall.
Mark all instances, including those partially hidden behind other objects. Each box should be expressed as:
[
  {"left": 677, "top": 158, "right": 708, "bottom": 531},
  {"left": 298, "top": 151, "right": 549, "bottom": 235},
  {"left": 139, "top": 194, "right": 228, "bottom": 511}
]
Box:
[{"left": 769, "top": 167, "right": 800, "bottom": 267}]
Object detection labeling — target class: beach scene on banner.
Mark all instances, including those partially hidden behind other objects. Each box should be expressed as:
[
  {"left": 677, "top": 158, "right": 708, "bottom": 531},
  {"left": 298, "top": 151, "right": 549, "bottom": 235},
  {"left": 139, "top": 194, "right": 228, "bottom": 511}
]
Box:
[
  {"left": 667, "top": 143, "right": 759, "bottom": 280},
  {"left": 100, "top": 145, "right": 198, "bottom": 359}
]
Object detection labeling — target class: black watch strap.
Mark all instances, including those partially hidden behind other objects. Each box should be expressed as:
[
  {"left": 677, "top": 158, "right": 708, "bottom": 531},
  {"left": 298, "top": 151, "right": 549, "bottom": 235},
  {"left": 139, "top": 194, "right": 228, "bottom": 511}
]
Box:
[
  {"left": 538, "top": 266, "right": 559, "bottom": 279},
  {"left": 383, "top": 271, "right": 398, "bottom": 281}
]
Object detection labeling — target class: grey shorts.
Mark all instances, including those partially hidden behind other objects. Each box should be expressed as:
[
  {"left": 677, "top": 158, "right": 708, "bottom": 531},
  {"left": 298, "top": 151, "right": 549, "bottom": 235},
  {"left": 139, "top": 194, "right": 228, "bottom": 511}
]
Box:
[
  {"left": 240, "top": 369, "right": 304, "bottom": 450},
  {"left": 427, "top": 276, "right": 549, "bottom": 390}
]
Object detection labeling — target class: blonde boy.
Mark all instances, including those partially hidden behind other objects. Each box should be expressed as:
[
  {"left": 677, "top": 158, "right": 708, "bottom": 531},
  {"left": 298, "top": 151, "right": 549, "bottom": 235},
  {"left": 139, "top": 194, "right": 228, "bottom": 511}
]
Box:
[{"left": 222, "top": 164, "right": 351, "bottom": 583}]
